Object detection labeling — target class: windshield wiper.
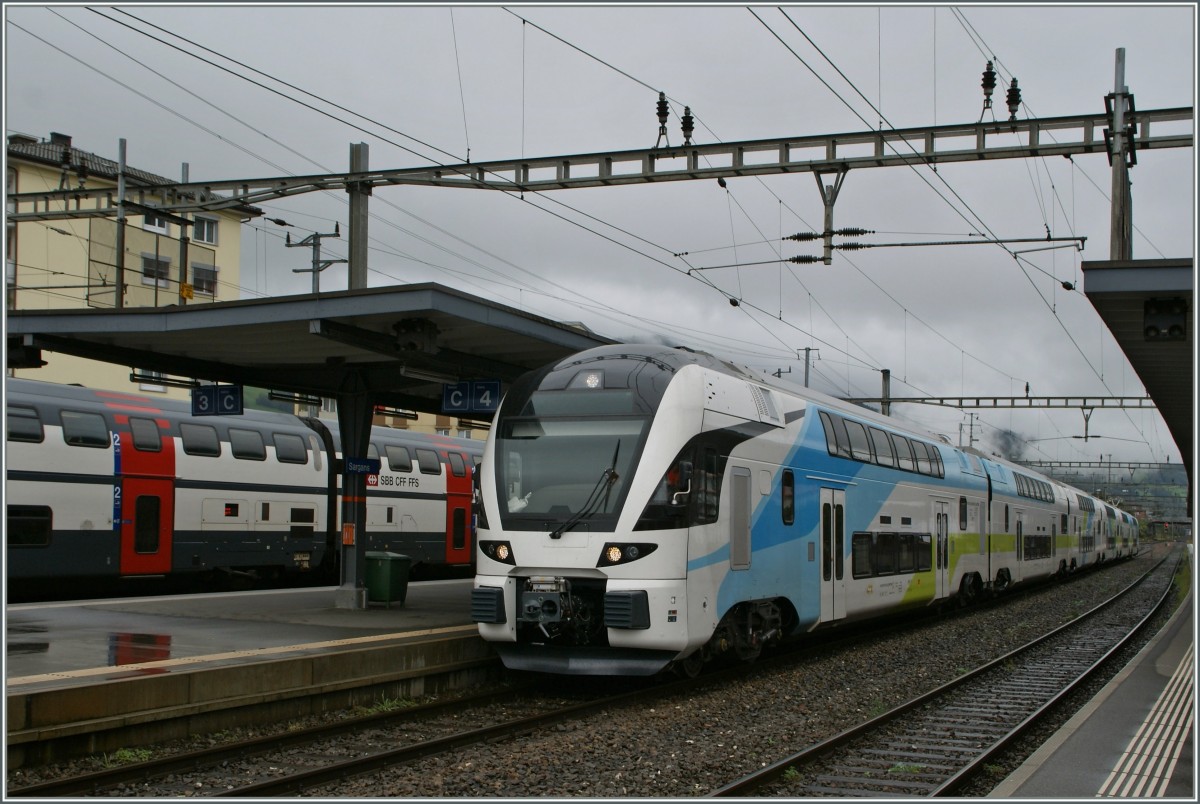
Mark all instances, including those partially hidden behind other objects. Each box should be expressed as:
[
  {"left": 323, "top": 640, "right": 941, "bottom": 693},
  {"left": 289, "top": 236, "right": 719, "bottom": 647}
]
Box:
[{"left": 550, "top": 442, "right": 620, "bottom": 539}]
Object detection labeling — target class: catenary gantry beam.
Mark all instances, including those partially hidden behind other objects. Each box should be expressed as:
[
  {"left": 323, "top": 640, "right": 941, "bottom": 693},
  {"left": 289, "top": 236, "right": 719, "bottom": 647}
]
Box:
[{"left": 7, "top": 108, "right": 1192, "bottom": 222}]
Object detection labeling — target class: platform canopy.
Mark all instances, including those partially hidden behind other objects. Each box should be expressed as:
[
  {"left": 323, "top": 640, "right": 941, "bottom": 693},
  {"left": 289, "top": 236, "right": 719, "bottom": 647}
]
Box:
[
  {"left": 5, "top": 283, "right": 612, "bottom": 412},
  {"left": 1082, "top": 258, "right": 1193, "bottom": 513}
]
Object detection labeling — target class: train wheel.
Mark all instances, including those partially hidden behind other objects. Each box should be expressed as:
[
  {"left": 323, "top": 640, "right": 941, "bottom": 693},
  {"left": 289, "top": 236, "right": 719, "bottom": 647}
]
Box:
[
  {"left": 673, "top": 651, "right": 705, "bottom": 679},
  {"left": 957, "top": 573, "right": 982, "bottom": 607}
]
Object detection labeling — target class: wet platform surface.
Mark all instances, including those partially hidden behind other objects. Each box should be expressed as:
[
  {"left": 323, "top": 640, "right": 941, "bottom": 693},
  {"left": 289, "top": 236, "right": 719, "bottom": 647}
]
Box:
[{"left": 5, "top": 579, "right": 478, "bottom": 694}]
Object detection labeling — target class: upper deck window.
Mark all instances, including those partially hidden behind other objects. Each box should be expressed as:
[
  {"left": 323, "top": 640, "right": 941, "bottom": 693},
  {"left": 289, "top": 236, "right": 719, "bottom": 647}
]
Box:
[
  {"left": 7, "top": 405, "right": 43, "bottom": 443},
  {"left": 61, "top": 410, "right": 109, "bottom": 448}
]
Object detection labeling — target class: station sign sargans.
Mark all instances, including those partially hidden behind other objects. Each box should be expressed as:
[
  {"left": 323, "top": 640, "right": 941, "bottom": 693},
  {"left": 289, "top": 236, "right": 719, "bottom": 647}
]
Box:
[{"left": 442, "top": 380, "right": 500, "bottom": 415}]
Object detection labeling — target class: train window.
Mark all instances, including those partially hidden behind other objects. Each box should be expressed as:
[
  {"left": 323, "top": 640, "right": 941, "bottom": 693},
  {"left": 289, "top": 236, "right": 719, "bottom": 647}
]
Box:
[
  {"left": 869, "top": 427, "right": 894, "bottom": 467},
  {"left": 875, "top": 532, "right": 897, "bottom": 575},
  {"left": 852, "top": 533, "right": 873, "bottom": 578},
  {"left": 180, "top": 423, "right": 221, "bottom": 456},
  {"left": 290, "top": 508, "right": 315, "bottom": 523},
  {"left": 134, "top": 496, "right": 160, "bottom": 553},
  {"left": 7, "top": 405, "right": 43, "bottom": 442},
  {"left": 7, "top": 505, "right": 51, "bottom": 547},
  {"left": 230, "top": 428, "right": 266, "bottom": 460},
  {"left": 781, "top": 469, "right": 794, "bottom": 525},
  {"left": 843, "top": 420, "right": 873, "bottom": 462},
  {"left": 915, "top": 534, "right": 932, "bottom": 572},
  {"left": 897, "top": 533, "right": 915, "bottom": 573},
  {"left": 818, "top": 411, "right": 839, "bottom": 455},
  {"left": 273, "top": 433, "right": 308, "bottom": 464},
  {"left": 386, "top": 445, "right": 412, "bottom": 473},
  {"left": 821, "top": 503, "right": 833, "bottom": 581},
  {"left": 819, "top": 411, "right": 852, "bottom": 458},
  {"left": 931, "top": 447, "right": 945, "bottom": 478},
  {"left": 1005, "top": 505, "right": 1010, "bottom": 532},
  {"left": 61, "top": 410, "right": 109, "bottom": 448},
  {"left": 130, "top": 417, "right": 162, "bottom": 452},
  {"left": 452, "top": 507, "right": 467, "bottom": 550},
  {"left": 448, "top": 452, "right": 467, "bottom": 477},
  {"left": 910, "top": 441, "right": 930, "bottom": 474},
  {"left": 891, "top": 434, "right": 915, "bottom": 472},
  {"left": 416, "top": 448, "right": 442, "bottom": 475}
]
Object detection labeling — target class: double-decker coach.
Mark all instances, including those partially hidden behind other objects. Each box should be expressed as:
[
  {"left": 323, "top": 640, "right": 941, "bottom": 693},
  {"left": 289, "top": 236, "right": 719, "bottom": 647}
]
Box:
[{"left": 5, "top": 378, "right": 481, "bottom": 589}]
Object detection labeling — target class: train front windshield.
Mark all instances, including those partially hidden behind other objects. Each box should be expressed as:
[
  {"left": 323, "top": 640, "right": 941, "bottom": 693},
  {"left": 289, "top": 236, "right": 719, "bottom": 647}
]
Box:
[{"left": 496, "top": 385, "right": 648, "bottom": 530}]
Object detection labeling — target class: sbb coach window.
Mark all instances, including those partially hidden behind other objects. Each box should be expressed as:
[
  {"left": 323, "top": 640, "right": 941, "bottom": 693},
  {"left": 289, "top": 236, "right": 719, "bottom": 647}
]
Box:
[
  {"left": 61, "top": 410, "right": 109, "bottom": 448},
  {"left": 6, "top": 406, "right": 43, "bottom": 442}
]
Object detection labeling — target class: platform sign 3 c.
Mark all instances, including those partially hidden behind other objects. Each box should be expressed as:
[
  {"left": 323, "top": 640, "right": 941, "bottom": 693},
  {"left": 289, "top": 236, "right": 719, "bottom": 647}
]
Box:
[
  {"left": 442, "top": 380, "right": 500, "bottom": 414},
  {"left": 192, "top": 384, "right": 244, "bottom": 416}
]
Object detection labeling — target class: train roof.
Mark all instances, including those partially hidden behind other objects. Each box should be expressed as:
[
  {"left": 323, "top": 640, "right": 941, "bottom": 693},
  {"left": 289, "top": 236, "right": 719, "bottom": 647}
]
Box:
[{"left": 551, "top": 347, "right": 1130, "bottom": 517}]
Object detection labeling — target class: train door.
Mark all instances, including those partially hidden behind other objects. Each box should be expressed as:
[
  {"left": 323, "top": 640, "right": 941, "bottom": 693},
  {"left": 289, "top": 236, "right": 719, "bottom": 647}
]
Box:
[
  {"left": 120, "top": 478, "right": 173, "bottom": 575},
  {"left": 1013, "top": 509, "right": 1025, "bottom": 583},
  {"left": 443, "top": 451, "right": 474, "bottom": 566},
  {"left": 933, "top": 500, "right": 950, "bottom": 600},
  {"left": 819, "top": 488, "right": 846, "bottom": 622},
  {"left": 114, "top": 419, "right": 175, "bottom": 576}
]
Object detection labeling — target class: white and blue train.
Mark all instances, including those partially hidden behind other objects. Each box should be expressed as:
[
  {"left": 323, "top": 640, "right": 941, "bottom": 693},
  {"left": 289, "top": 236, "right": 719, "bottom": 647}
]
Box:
[{"left": 471, "top": 344, "right": 1139, "bottom": 676}]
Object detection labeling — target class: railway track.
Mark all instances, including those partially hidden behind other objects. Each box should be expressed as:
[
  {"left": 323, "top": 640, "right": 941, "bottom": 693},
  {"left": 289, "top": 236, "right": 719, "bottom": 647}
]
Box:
[{"left": 709, "top": 550, "right": 1181, "bottom": 797}]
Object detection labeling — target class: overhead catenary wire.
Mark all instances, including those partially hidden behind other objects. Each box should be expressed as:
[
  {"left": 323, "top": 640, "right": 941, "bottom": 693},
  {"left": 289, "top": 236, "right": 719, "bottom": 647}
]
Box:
[{"left": 757, "top": 7, "right": 1164, "bottom": 460}]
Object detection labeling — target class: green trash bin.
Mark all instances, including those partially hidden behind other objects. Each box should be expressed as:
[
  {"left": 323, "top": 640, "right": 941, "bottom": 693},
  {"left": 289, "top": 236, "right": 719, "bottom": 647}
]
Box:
[{"left": 364, "top": 551, "right": 411, "bottom": 607}]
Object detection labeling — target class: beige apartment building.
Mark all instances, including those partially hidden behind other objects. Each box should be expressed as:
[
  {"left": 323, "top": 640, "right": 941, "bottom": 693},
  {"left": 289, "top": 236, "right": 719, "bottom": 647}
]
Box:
[
  {"left": 5, "top": 131, "right": 481, "bottom": 439},
  {"left": 6, "top": 131, "right": 249, "bottom": 396}
]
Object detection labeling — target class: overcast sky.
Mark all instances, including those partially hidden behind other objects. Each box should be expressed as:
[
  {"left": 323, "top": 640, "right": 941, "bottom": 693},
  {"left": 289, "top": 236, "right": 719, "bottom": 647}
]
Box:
[{"left": 4, "top": 3, "right": 1196, "bottom": 473}]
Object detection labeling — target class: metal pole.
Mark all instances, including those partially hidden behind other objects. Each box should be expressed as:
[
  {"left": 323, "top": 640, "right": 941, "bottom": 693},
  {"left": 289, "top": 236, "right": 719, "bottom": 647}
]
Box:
[
  {"left": 115, "top": 139, "right": 126, "bottom": 310},
  {"left": 881, "top": 369, "right": 891, "bottom": 417},
  {"left": 1110, "top": 48, "right": 1133, "bottom": 260},
  {"left": 348, "top": 143, "right": 370, "bottom": 289},
  {"left": 178, "top": 163, "right": 190, "bottom": 305},
  {"left": 803, "top": 347, "right": 812, "bottom": 387}
]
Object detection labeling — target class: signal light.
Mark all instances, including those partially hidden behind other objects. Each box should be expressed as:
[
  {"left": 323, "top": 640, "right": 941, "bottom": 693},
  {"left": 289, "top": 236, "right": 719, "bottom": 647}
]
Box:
[{"left": 1143, "top": 297, "right": 1187, "bottom": 342}]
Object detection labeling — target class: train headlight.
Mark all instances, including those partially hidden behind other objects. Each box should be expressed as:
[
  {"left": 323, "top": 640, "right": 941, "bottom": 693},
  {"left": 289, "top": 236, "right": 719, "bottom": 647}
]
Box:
[
  {"left": 597, "top": 542, "right": 657, "bottom": 567},
  {"left": 481, "top": 540, "right": 515, "bottom": 565}
]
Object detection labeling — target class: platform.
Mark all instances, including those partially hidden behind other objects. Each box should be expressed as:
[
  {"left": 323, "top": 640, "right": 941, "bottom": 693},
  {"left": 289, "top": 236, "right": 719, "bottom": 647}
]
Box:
[
  {"left": 992, "top": 585, "right": 1195, "bottom": 799},
  {"left": 4, "top": 579, "right": 479, "bottom": 694}
]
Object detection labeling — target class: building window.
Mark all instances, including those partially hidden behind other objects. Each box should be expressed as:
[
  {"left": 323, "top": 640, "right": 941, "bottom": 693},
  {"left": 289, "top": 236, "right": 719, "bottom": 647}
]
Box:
[
  {"left": 141, "top": 254, "right": 170, "bottom": 287},
  {"left": 192, "top": 216, "right": 218, "bottom": 244},
  {"left": 192, "top": 262, "right": 217, "bottom": 295},
  {"left": 457, "top": 429, "right": 472, "bottom": 439},
  {"left": 143, "top": 214, "right": 169, "bottom": 234}
]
